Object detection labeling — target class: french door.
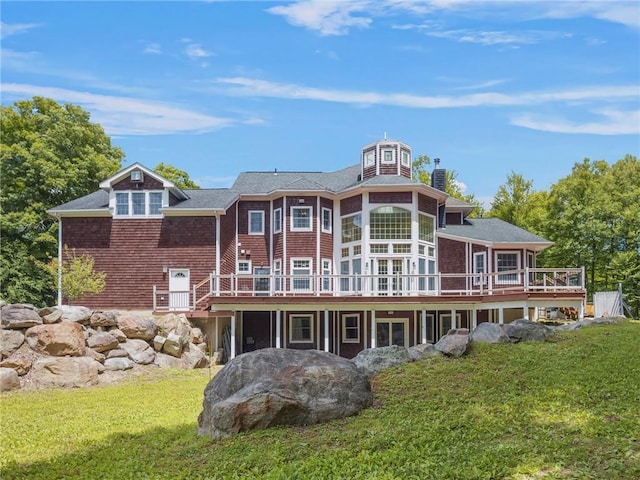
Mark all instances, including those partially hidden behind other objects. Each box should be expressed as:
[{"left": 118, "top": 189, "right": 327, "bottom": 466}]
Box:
[
  {"left": 376, "top": 319, "right": 409, "bottom": 347},
  {"left": 375, "top": 258, "right": 409, "bottom": 295}
]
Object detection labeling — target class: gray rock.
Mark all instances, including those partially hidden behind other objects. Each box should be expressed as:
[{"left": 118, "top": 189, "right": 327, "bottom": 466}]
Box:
[
  {"left": 435, "top": 329, "right": 470, "bottom": 357},
  {"left": 190, "top": 327, "right": 205, "bottom": 344},
  {"left": 0, "top": 356, "right": 31, "bottom": 376},
  {"left": 25, "top": 322, "right": 86, "bottom": 356},
  {"left": 162, "top": 333, "right": 183, "bottom": 357},
  {"left": 30, "top": 357, "right": 100, "bottom": 388},
  {"left": 117, "top": 314, "right": 158, "bottom": 340},
  {"left": 352, "top": 345, "right": 413, "bottom": 377},
  {"left": 198, "top": 348, "right": 372, "bottom": 439},
  {"left": 154, "top": 352, "right": 184, "bottom": 369},
  {"left": 109, "top": 328, "right": 127, "bottom": 343},
  {"left": 107, "top": 349, "right": 129, "bottom": 358},
  {"left": 89, "top": 311, "right": 118, "bottom": 328},
  {"left": 1, "top": 329, "right": 25, "bottom": 359},
  {"left": 503, "top": 319, "right": 554, "bottom": 342},
  {"left": 153, "top": 335, "right": 166, "bottom": 352},
  {"left": 86, "top": 348, "right": 106, "bottom": 364},
  {"left": 104, "top": 357, "right": 134, "bottom": 371},
  {"left": 42, "top": 309, "right": 63, "bottom": 324},
  {"left": 59, "top": 305, "right": 93, "bottom": 324},
  {"left": 1, "top": 304, "right": 43, "bottom": 329},
  {"left": 156, "top": 313, "right": 179, "bottom": 336},
  {"left": 86, "top": 331, "right": 119, "bottom": 353},
  {"left": 182, "top": 343, "right": 207, "bottom": 369},
  {"left": 0, "top": 367, "right": 21, "bottom": 392},
  {"left": 470, "top": 322, "right": 511, "bottom": 344},
  {"left": 407, "top": 343, "right": 442, "bottom": 361},
  {"left": 121, "top": 339, "right": 155, "bottom": 365}
]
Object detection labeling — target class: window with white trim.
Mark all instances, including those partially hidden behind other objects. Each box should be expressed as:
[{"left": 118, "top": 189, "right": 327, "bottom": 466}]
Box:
[
  {"left": 322, "top": 259, "right": 331, "bottom": 291},
  {"left": 496, "top": 251, "right": 520, "bottom": 284},
  {"left": 322, "top": 207, "right": 332, "bottom": 233},
  {"left": 401, "top": 151, "right": 410, "bottom": 167},
  {"left": 364, "top": 150, "right": 375, "bottom": 167},
  {"left": 473, "top": 252, "right": 487, "bottom": 285},
  {"left": 273, "top": 208, "right": 282, "bottom": 233},
  {"left": 341, "top": 213, "right": 362, "bottom": 243},
  {"left": 342, "top": 314, "right": 360, "bottom": 343},
  {"left": 249, "top": 210, "right": 264, "bottom": 235},
  {"left": 382, "top": 149, "right": 395, "bottom": 163},
  {"left": 291, "top": 258, "right": 311, "bottom": 291},
  {"left": 114, "top": 191, "right": 164, "bottom": 218},
  {"left": 237, "top": 260, "right": 252, "bottom": 274},
  {"left": 273, "top": 259, "right": 282, "bottom": 292},
  {"left": 291, "top": 206, "right": 312, "bottom": 231},
  {"left": 289, "top": 315, "right": 314, "bottom": 343}
]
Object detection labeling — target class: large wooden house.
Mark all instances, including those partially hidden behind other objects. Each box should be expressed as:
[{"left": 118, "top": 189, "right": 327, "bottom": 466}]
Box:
[{"left": 48, "top": 138, "right": 585, "bottom": 360}]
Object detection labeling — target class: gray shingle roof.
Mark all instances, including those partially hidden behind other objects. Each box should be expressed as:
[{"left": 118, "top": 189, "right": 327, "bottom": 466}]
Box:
[
  {"left": 441, "top": 218, "right": 551, "bottom": 244},
  {"left": 48, "top": 190, "right": 110, "bottom": 213}
]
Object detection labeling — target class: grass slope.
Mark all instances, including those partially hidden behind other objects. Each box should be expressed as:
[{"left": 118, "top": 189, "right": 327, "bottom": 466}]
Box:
[{"left": 1, "top": 321, "right": 639, "bottom": 479}]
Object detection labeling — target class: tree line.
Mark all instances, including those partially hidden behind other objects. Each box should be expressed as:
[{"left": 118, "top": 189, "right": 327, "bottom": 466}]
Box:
[{"left": 1, "top": 97, "right": 638, "bottom": 316}]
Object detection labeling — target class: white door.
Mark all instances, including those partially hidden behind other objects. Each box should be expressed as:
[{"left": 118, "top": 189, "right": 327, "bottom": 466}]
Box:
[
  {"left": 375, "top": 258, "right": 408, "bottom": 295},
  {"left": 169, "top": 269, "right": 190, "bottom": 311}
]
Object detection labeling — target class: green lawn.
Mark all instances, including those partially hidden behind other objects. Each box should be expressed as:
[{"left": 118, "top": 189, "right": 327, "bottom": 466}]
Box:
[{"left": 2, "top": 321, "right": 639, "bottom": 479}]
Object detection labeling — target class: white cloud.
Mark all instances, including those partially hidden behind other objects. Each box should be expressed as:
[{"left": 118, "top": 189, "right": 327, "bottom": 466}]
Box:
[
  {"left": 0, "top": 21, "right": 42, "bottom": 39},
  {"left": 511, "top": 108, "right": 640, "bottom": 135},
  {"left": 424, "top": 29, "right": 571, "bottom": 46},
  {"left": 267, "top": 0, "right": 372, "bottom": 36},
  {"left": 143, "top": 42, "right": 162, "bottom": 54},
  {"left": 184, "top": 43, "right": 213, "bottom": 58},
  {"left": 1, "top": 83, "right": 234, "bottom": 136},
  {"left": 542, "top": 1, "right": 640, "bottom": 29},
  {"left": 216, "top": 77, "right": 638, "bottom": 109}
]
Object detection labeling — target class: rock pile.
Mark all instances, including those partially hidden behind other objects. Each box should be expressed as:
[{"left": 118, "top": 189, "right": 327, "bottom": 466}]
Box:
[{"left": 0, "top": 303, "right": 210, "bottom": 392}]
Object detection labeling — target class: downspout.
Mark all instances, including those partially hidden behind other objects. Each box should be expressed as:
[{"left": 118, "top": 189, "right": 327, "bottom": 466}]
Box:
[{"left": 57, "top": 216, "right": 63, "bottom": 306}]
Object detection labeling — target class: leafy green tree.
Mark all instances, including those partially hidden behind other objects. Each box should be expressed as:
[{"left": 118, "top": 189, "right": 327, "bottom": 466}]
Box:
[
  {"left": 47, "top": 247, "right": 106, "bottom": 304},
  {"left": 412, "top": 154, "right": 484, "bottom": 216},
  {"left": 1, "top": 97, "right": 124, "bottom": 305},
  {"left": 487, "top": 171, "right": 535, "bottom": 228},
  {"left": 154, "top": 162, "right": 200, "bottom": 189}
]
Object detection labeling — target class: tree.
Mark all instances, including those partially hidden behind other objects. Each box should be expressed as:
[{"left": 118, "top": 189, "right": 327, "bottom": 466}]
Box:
[
  {"left": 46, "top": 247, "right": 106, "bottom": 303},
  {"left": 154, "top": 162, "right": 200, "bottom": 189},
  {"left": 487, "top": 171, "right": 535, "bottom": 228},
  {"left": 1, "top": 97, "right": 124, "bottom": 305},
  {"left": 412, "top": 154, "right": 484, "bottom": 216}
]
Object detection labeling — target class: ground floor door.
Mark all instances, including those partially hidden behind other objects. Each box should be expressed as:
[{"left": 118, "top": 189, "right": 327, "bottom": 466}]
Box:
[
  {"left": 169, "top": 269, "right": 190, "bottom": 311},
  {"left": 376, "top": 318, "right": 409, "bottom": 347}
]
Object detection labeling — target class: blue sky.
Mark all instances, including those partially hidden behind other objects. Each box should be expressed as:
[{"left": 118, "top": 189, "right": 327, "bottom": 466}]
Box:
[{"left": 2, "top": 0, "right": 639, "bottom": 207}]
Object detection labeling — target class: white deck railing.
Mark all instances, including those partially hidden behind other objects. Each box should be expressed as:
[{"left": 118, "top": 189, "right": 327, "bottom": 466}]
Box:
[{"left": 153, "top": 267, "right": 585, "bottom": 312}]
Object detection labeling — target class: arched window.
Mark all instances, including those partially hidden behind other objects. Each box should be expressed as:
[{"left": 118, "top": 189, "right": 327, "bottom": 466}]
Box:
[{"left": 370, "top": 206, "right": 411, "bottom": 240}]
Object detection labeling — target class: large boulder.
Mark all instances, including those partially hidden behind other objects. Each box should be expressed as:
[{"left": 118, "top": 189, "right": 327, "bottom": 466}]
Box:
[
  {"left": 120, "top": 339, "right": 155, "bottom": 365},
  {"left": 86, "top": 331, "right": 119, "bottom": 353},
  {"left": 197, "top": 348, "right": 372, "bottom": 439},
  {"left": 1, "top": 329, "right": 25, "bottom": 359},
  {"left": 25, "top": 322, "right": 86, "bottom": 356},
  {"left": 42, "top": 309, "right": 63, "bottom": 324},
  {"left": 352, "top": 345, "right": 413, "bottom": 377},
  {"left": 162, "top": 333, "right": 183, "bottom": 357},
  {"left": 435, "top": 329, "right": 470, "bottom": 357},
  {"left": 182, "top": 343, "right": 208, "bottom": 369},
  {"left": 30, "top": 357, "right": 100, "bottom": 388},
  {"left": 407, "top": 343, "right": 442, "bottom": 361},
  {"left": 117, "top": 314, "right": 158, "bottom": 340},
  {"left": 0, "top": 367, "right": 21, "bottom": 392},
  {"left": 154, "top": 352, "right": 184, "bottom": 369},
  {"left": 59, "top": 305, "right": 93, "bottom": 324},
  {"left": 104, "top": 357, "right": 134, "bottom": 371},
  {"left": 1, "top": 304, "right": 43, "bottom": 329},
  {"left": 470, "top": 322, "right": 511, "bottom": 344},
  {"left": 503, "top": 319, "right": 554, "bottom": 342},
  {"left": 89, "top": 311, "right": 119, "bottom": 328}
]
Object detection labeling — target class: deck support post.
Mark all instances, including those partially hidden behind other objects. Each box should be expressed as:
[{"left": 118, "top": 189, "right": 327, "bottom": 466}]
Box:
[
  {"left": 324, "top": 310, "right": 330, "bottom": 352},
  {"left": 523, "top": 303, "right": 529, "bottom": 320},
  {"left": 276, "top": 310, "right": 281, "bottom": 348},
  {"left": 370, "top": 310, "right": 376, "bottom": 348},
  {"left": 471, "top": 308, "right": 477, "bottom": 330},
  {"left": 450, "top": 309, "right": 456, "bottom": 330},
  {"left": 230, "top": 313, "right": 236, "bottom": 360},
  {"left": 421, "top": 309, "right": 427, "bottom": 344},
  {"left": 498, "top": 308, "right": 504, "bottom": 325}
]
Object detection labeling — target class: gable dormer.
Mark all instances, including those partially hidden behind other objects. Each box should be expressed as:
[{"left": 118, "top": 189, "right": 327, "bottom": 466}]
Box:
[
  {"left": 99, "top": 163, "right": 189, "bottom": 218},
  {"left": 361, "top": 138, "right": 412, "bottom": 181}
]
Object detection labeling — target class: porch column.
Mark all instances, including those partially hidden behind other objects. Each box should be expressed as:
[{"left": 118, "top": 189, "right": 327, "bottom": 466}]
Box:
[
  {"left": 57, "top": 217, "right": 62, "bottom": 307},
  {"left": 370, "top": 310, "right": 376, "bottom": 348},
  {"left": 230, "top": 313, "right": 236, "bottom": 359},
  {"left": 498, "top": 308, "right": 504, "bottom": 325},
  {"left": 275, "top": 310, "right": 281, "bottom": 348},
  {"left": 421, "top": 309, "right": 427, "bottom": 344},
  {"left": 471, "top": 308, "right": 477, "bottom": 329},
  {"left": 523, "top": 303, "right": 529, "bottom": 320},
  {"left": 450, "top": 309, "right": 457, "bottom": 330},
  {"left": 214, "top": 317, "right": 219, "bottom": 353},
  {"left": 324, "top": 310, "right": 330, "bottom": 352}
]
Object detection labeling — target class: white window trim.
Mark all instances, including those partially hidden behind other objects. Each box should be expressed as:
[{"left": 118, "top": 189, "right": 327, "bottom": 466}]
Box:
[
  {"left": 381, "top": 149, "right": 395, "bottom": 164},
  {"left": 473, "top": 251, "right": 487, "bottom": 286},
  {"left": 289, "top": 314, "right": 314, "bottom": 344},
  {"left": 322, "top": 207, "right": 332, "bottom": 233},
  {"left": 495, "top": 251, "right": 521, "bottom": 284},
  {"left": 113, "top": 190, "right": 164, "bottom": 218},
  {"left": 290, "top": 206, "right": 313, "bottom": 232},
  {"left": 248, "top": 210, "right": 265, "bottom": 235},
  {"left": 291, "top": 257, "right": 312, "bottom": 292},
  {"left": 237, "top": 259, "right": 252, "bottom": 274},
  {"left": 273, "top": 208, "right": 282, "bottom": 234},
  {"left": 342, "top": 313, "right": 360, "bottom": 343},
  {"left": 364, "top": 150, "right": 375, "bottom": 167},
  {"left": 401, "top": 150, "right": 410, "bottom": 167}
]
